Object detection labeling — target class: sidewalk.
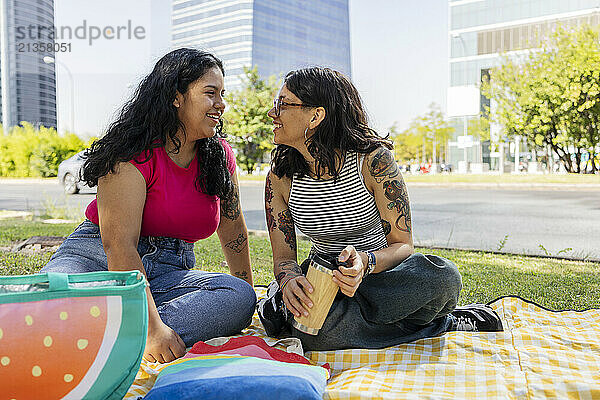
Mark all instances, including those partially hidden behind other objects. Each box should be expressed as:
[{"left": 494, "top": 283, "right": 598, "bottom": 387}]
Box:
[
  {"left": 236, "top": 177, "right": 600, "bottom": 191},
  {"left": 0, "top": 178, "right": 58, "bottom": 184},
  {"left": 404, "top": 181, "right": 600, "bottom": 191},
  {"left": 2, "top": 176, "right": 600, "bottom": 191}
]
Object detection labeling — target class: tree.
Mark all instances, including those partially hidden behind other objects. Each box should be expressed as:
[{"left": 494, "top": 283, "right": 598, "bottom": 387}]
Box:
[
  {"left": 0, "top": 122, "right": 92, "bottom": 177},
  {"left": 390, "top": 124, "right": 421, "bottom": 162},
  {"left": 391, "top": 103, "right": 452, "bottom": 164},
  {"left": 224, "top": 67, "right": 280, "bottom": 174},
  {"left": 467, "top": 116, "right": 490, "bottom": 143},
  {"left": 482, "top": 24, "right": 600, "bottom": 173},
  {"left": 467, "top": 115, "right": 491, "bottom": 164}
]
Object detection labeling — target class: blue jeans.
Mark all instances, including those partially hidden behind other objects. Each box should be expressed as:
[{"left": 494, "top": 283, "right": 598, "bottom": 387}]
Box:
[
  {"left": 42, "top": 220, "right": 257, "bottom": 347},
  {"left": 291, "top": 253, "right": 462, "bottom": 351}
]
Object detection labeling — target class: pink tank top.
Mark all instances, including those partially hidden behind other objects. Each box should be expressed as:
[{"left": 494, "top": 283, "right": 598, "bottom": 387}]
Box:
[{"left": 85, "top": 139, "right": 237, "bottom": 243}]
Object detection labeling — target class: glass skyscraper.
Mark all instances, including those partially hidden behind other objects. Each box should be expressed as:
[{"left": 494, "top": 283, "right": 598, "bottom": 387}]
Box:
[
  {"left": 448, "top": 0, "right": 600, "bottom": 171},
  {"left": 172, "top": 0, "right": 351, "bottom": 90},
  {"left": 0, "top": 0, "right": 57, "bottom": 130}
]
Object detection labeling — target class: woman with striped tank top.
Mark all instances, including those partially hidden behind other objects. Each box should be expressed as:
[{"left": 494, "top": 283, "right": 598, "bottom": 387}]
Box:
[{"left": 257, "top": 67, "right": 503, "bottom": 351}]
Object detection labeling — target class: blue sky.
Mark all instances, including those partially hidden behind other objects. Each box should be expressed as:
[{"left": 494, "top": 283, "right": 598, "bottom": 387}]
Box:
[{"left": 53, "top": 0, "right": 448, "bottom": 137}]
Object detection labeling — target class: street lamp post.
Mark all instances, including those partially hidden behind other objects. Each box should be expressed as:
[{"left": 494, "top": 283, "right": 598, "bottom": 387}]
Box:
[{"left": 43, "top": 56, "right": 74, "bottom": 134}]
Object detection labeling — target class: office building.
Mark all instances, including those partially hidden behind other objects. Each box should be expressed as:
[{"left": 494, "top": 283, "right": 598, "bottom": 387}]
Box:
[
  {"left": 171, "top": 0, "right": 351, "bottom": 90},
  {"left": 0, "top": 0, "right": 57, "bottom": 130},
  {"left": 448, "top": 0, "right": 600, "bottom": 172}
]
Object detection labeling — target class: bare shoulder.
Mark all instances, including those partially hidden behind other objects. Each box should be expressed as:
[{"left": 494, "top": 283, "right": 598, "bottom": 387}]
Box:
[
  {"left": 96, "top": 162, "right": 146, "bottom": 226},
  {"left": 99, "top": 161, "right": 145, "bottom": 187},
  {"left": 266, "top": 169, "right": 291, "bottom": 195},
  {"left": 363, "top": 146, "right": 401, "bottom": 184}
]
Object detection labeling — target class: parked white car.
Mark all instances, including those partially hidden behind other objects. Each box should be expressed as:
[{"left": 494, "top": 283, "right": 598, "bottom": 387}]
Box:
[{"left": 57, "top": 151, "right": 96, "bottom": 194}]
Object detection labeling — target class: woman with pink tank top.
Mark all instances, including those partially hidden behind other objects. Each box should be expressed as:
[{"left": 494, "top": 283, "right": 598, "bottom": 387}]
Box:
[{"left": 42, "top": 49, "right": 256, "bottom": 364}]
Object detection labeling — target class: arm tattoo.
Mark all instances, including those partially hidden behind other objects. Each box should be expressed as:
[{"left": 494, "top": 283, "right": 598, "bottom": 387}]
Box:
[
  {"left": 221, "top": 183, "right": 241, "bottom": 220},
  {"left": 277, "top": 209, "right": 296, "bottom": 251},
  {"left": 383, "top": 179, "right": 412, "bottom": 233},
  {"left": 233, "top": 271, "right": 248, "bottom": 280},
  {"left": 275, "top": 260, "right": 302, "bottom": 286},
  {"left": 381, "top": 219, "right": 392, "bottom": 236},
  {"left": 265, "top": 175, "right": 277, "bottom": 232},
  {"left": 224, "top": 233, "right": 247, "bottom": 254},
  {"left": 369, "top": 147, "right": 400, "bottom": 183}
]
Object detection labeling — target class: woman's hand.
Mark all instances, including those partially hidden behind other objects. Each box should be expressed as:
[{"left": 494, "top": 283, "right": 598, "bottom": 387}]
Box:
[
  {"left": 332, "top": 245, "right": 365, "bottom": 297},
  {"left": 143, "top": 319, "right": 186, "bottom": 364},
  {"left": 281, "top": 275, "right": 313, "bottom": 318}
]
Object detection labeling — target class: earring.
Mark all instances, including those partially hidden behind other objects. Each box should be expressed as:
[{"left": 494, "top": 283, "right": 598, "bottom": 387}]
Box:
[{"left": 304, "top": 127, "right": 309, "bottom": 142}]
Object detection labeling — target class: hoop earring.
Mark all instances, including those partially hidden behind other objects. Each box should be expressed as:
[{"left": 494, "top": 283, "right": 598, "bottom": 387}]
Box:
[{"left": 304, "top": 127, "right": 309, "bottom": 142}]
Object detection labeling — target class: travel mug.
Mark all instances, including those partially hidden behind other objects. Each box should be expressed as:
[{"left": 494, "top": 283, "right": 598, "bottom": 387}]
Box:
[{"left": 291, "top": 254, "right": 343, "bottom": 335}]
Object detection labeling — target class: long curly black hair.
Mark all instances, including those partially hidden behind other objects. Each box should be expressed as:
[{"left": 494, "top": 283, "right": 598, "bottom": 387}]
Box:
[
  {"left": 82, "top": 48, "right": 232, "bottom": 199},
  {"left": 271, "top": 67, "right": 392, "bottom": 180}
]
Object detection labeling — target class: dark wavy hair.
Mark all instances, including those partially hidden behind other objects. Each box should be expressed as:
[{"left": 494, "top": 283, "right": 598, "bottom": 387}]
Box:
[
  {"left": 82, "top": 48, "right": 232, "bottom": 199},
  {"left": 271, "top": 67, "right": 392, "bottom": 180}
]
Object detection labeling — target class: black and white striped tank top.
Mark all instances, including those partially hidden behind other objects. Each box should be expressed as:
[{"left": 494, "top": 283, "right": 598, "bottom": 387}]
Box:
[{"left": 288, "top": 152, "right": 388, "bottom": 255}]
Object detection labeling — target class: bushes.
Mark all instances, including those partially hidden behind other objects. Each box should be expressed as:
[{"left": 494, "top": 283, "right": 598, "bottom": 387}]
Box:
[{"left": 0, "top": 122, "right": 93, "bottom": 177}]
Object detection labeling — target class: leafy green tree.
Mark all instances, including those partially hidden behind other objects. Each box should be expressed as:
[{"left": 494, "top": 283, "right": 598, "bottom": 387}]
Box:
[
  {"left": 224, "top": 66, "right": 280, "bottom": 174},
  {"left": 467, "top": 116, "right": 490, "bottom": 143},
  {"left": 392, "top": 103, "right": 452, "bottom": 163},
  {"left": 467, "top": 115, "right": 491, "bottom": 164},
  {"left": 0, "top": 122, "right": 92, "bottom": 177},
  {"left": 390, "top": 124, "right": 421, "bottom": 162},
  {"left": 482, "top": 24, "right": 600, "bottom": 173}
]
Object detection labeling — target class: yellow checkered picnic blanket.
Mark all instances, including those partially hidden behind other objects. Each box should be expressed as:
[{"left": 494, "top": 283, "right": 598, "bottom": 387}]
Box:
[{"left": 125, "top": 289, "right": 600, "bottom": 399}]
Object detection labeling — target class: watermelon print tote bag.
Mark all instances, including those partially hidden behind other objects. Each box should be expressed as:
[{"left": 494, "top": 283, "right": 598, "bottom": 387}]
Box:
[{"left": 0, "top": 271, "right": 148, "bottom": 400}]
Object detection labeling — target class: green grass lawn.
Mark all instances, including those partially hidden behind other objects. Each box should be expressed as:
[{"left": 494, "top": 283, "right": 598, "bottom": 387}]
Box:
[
  {"left": 1, "top": 219, "right": 598, "bottom": 311},
  {"left": 239, "top": 173, "right": 600, "bottom": 185}
]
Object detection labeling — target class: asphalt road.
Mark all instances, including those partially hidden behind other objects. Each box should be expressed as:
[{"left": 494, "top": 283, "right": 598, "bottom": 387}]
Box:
[{"left": 1, "top": 180, "right": 599, "bottom": 260}]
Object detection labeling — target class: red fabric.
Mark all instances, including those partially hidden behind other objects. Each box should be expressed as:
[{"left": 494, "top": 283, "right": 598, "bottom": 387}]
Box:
[
  {"left": 187, "top": 336, "right": 330, "bottom": 373},
  {"left": 85, "top": 139, "right": 236, "bottom": 243}
]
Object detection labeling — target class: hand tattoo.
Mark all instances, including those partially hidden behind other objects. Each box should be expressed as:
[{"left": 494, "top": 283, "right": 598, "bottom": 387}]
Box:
[
  {"left": 224, "top": 233, "right": 247, "bottom": 254},
  {"left": 265, "top": 175, "right": 277, "bottom": 232},
  {"left": 369, "top": 147, "right": 400, "bottom": 183},
  {"left": 277, "top": 209, "right": 296, "bottom": 251},
  {"left": 383, "top": 179, "right": 412, "bottom": 233},
  {"left": 221, "top": 183, "right": 241, "bottom": 220}
]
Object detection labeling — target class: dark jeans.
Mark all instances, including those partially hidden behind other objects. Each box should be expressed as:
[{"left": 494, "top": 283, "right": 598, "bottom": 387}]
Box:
[
  {"left": 290, "top": 253, "right": 462, "bottom": 351},
  {"left": 42, "top": 220, "right": 257, "bottom": 347}
]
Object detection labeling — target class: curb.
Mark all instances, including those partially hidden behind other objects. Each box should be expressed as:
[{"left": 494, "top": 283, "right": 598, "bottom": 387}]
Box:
[
  {"left": 418, "top": 244, "right": 600, "bottom": 263},
  {"left": 247, "top": 229, "right": 599, "bottom": 263},
  {"left": 403, "top": 182, "right": 600, "bottom": 191},
  {"left": 0, "top": 211, "right": 33, "bottom": 220},
  {"left": 0, "top": 178, "right": 58, "bottom": 184},
  {"left": 238, "top": 179, "right": 600, "bottom": 191},
  {"left": 2, "top": 177, "right": 599, "bottom": 191}
]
